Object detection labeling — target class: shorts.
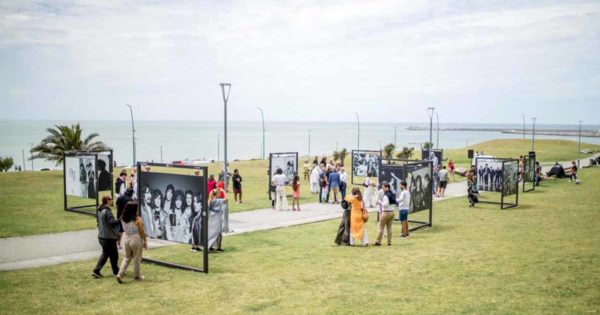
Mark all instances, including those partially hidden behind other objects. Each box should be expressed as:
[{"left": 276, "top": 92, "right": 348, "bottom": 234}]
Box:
[
  {"left": 233, "top": 187, "right": 242, "bottom": 194},
  {"left": 399, "top": 209, "right": 409, "bottom": 222},
  {"left": 440, "top": 181, "right": 448, "bottom": 189}
]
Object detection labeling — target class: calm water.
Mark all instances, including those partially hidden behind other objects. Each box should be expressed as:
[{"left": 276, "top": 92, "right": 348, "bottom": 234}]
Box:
[{"left": 1, "top": 120, "right": 599, "bottom": 170}]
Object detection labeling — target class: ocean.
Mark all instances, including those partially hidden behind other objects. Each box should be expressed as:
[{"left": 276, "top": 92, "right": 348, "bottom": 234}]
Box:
[{"left": 1, "top": 120, "right": 599, "bottom": 170}]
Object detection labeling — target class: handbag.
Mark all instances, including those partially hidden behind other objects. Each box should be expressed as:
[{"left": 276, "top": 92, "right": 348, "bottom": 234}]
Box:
[{"left": 361, "top": 201, "right": 369, "bottom": 223}]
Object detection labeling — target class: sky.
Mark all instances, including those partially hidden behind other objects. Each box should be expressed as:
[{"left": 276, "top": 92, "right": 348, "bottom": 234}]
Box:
[{"left": 0, "top": 0, "right": 599, "bottom": 124}]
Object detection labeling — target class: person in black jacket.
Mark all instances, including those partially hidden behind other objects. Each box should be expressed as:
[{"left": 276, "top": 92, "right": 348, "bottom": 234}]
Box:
[
  {"left": 115, "top": 188, "right": 134, "bottom": 248},
  {"left": 92, "top": 195, "right": 121, "bottom": 278}
]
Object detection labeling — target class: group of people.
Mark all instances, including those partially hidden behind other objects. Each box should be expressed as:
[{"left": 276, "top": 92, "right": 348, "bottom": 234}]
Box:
[
  {"left": 335, "top": 181, "right": 412, "bottom": 247},
  {"left": 308, "top": 159, "right": 348, "bottom": 204}
]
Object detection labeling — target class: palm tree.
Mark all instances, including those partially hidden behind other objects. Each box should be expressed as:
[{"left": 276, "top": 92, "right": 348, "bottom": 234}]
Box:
[
  {"left": 383, "top": 143, "right": 395, "bottom": 162},
  {"left": 396, "top": 146, "right": 415, "bottom": 159},
  {"left": 31, "top": 124, "right": 110, "bottom": 166},
  {"left": 339, "top": 148, "right": 348, "bottom": 165}
]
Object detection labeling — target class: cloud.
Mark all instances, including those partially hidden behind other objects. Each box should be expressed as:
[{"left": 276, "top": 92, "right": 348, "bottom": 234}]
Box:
[{"left": 0, "top": 0, "right": 598, "bottom": 123}]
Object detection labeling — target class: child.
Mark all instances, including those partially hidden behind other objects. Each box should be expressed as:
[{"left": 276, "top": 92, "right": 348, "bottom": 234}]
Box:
[
  {"left": 397, "top": 181, "right": 411, "bottom": 238},
  {"left": 320, "top": 174, "right": 329, "bottom": 204},
  {"left": 292, "top": 175, "right": 301, "bottom": 211},
  {"left": 570, "top": 161, "right": 578, "bottom": 182}
]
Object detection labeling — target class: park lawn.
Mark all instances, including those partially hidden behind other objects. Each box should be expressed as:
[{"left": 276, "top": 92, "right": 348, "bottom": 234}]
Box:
[
  {"left": 1, "top": 168, "right": 598, "bottom": 314},
  {"left": 443, "top": 138, "right": 600, "bottom": 169}
]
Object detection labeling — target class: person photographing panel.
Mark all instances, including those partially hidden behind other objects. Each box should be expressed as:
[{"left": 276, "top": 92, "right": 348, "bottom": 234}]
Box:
[{"left": 375, "top": 183, "right": 397, "bottom": 246}]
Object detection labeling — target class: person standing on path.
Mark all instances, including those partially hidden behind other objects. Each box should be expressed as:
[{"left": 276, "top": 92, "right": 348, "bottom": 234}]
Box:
[
  {"left": 116, "top": 201, "right": 147, "bottom": 283},
  {"left": 397, "top": 182, "right": 411, "bottom": 238},
  {"left": 339, "top": 167, "right": 348, "bottom": 199},
  {"left": 438, "top": 166, "right": 449, "bottom": 197},
  {"left": 310, "top": 165, "right": 320, "bottom": 194},
  {"left": 207, "top": 175, "right": 217, "bottom": 195},
  {"left": 328, "top": 169, "right": 341, "bottom": 204},
  {"left": 346, "top": 188, "right": 369, "bottom": 246},
  {"left": 448, "top": 159, "right": 455, "bottom": 181},
  {"left": 292, "top": 175, "right": 301, "bottom": 211},
  {"left": 92, "top": 196, "right": 121, "bottom": 278},
  {"left": 232, "top": 169, "right": 243, "bottom": 203},
  {"left": 272, "top": 168, "right": 289, "bottom": 211},
  {"left": 375, "top": 183, "right": 397, "bottom": 246}
]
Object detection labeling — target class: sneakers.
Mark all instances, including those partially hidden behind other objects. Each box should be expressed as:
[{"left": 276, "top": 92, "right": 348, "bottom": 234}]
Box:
[
  {"left": 134, "top": 276, "right": 145, "bottom": 281},
  {"left": 374, "top": 242, "right": 381, "bottom": 246},
  {"left": 116, "top": 275, "right": 123, "bottom": 284},
  {"left": 91, "top": 271, "right": 103, "bottom": 279}
]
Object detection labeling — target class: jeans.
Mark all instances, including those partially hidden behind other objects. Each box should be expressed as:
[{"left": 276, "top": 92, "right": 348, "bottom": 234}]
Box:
[{"left": 94, "top": 238, "right": 119, "bottom": 276}]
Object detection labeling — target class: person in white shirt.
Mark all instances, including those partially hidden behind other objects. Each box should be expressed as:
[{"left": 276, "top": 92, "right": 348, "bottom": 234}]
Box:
[
  {"left": 339, "top": 167, "right": 348, "bottom": 199},
  {"left": 271, "top": 168, "right": 289, "bottom": 211},
  {"left": 375, "top": 182, "right": 397, "bottom": 246},
  {"left": 397, "top": 181, "right": 411, "bottom": 237},
  {"left": 310, "top": 165, "right": 320, "bottom": 194}
]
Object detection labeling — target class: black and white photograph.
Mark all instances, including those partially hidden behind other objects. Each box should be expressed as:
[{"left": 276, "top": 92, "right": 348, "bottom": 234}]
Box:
[
  {"left": 502, "top": 161, "right": 519, "bottom": 197},
  {"left": 524, "top": 156, "right": 536, "bottom": 183},
  {"left": 475, "top": 157, "right": 503, "bottom": 192},
  {"left": 378, "top": 163, "right": 406, "bottom": 197},
  {"left": 421, "top": 149, "right": 443, "bottom": 164},
  {"left": 270, "top": 153, "right": 298, "bottom": 185},
  {"left": 138, "top": 171, "right": 205, "bottom": 244},
  {"left": 404, "top": 162, "right": 432, "bottom": 213},
  {"left": 352, "top": 151, "right": 380, "bottom": 177},
  {"left": 96, "top": 154, "right": 112, "bottom": 192},
  {"left": 65, "top": 155, "right": 97, "bottom": 199}
]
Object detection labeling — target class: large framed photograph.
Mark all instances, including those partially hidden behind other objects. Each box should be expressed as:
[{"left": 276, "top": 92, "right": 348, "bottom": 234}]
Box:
[
  {"left": 523, "top": 153, "right": 536, "bottom": 192},
  {"left": 378, "top": 161, "right": 406, "bottom": 197},
  {"left": 404, "top": 162, "right": 433, "bottom": 213},
  {"left": 96, "top": 153, "right": 113, "bottom": 192},
  {"left": 138, "top": 171, "right": 206, "bottom": 244},
  {"left": 269, "top": 152, "right": 298, "bottom": 186},
  {"left": 502, "top": 160, "right": 519, "bottom": 197},
  {"left": 421, "top": 149, "right": 443, "bottom": 164},
  {"left": 65, "top": 155, "right": 97, "bottom": 199},
  {"left": 475, "top": 157, "right": 503, "bottom": 192},
  {"left": 351, "top": 150, "right": 381, "bottom": 185}
]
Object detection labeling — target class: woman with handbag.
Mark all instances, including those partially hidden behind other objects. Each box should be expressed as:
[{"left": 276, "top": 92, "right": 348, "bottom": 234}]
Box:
[{"left": 345, "top": 187, "right": 369, "bottom": 247}]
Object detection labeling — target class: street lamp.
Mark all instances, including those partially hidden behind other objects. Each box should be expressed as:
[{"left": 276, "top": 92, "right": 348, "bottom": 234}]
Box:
[
  {"left": 578, "top": 120, "right": 583, "bottom": 169},
  {"left": 160, "top": 144, "right": 163, "bottom": 163},
  {"left": 531, "top": 117, "right": 537, "bottom": 152},
  {"left": 394, "top": 126, "right": 397, "bottom": 147},
  {"left": 436, "top": 113, "right": 440, "bottom": 150},
  {"left": 355, "top": 112, "right": 360, "bottom": 151},
  {"left": 257, "top": 107, "right": 265, "bottom": 160},
  {"left": 522, "top": 113, "right": 526, "bottom": 140},
  {"left": 427, "top": 107, "right": 435, "bottom": 152},
  {"left": 126, "top": 104, "right": 136, "bottom": 167},
  {"left": 219, "top": 82, "right": 231, "bottom": 233},
  {"left": 217, "top": 133, "right": 220, "bottom": 165}
]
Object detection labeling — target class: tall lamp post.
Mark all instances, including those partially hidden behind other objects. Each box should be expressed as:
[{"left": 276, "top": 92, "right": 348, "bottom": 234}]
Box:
[
  {"left": 257, "top": 107, "right": 265, "bottom": 160},
  {"left": 578, "top": 120, "right": 583, "bottom": 169},
  {"left": 531, "top": 117, "right": 537, "bottom": 152},
  {"left": 160, "top": 144, "right": 163, "bottom": 163},
  {"left": 436, "top": 113, "right": 440, "bottom": 150},
  {"left": 394, "top": 126, "right": 397, "bottom": 147},
  {"left": 22, "top": 149, "right": 25, "bottom": 171},
  {"left": 522, "top": 113, "right": 526, "bottom": 140},
  {"left": 219, "top": 83, "right": 231, "bottom": 233},
  {"left": 217, "top": 134, "right": 220, "bottom": 166},
  {"left": 355, "top": 112, "right": 360, "bottom": 151},
  {"left": 427, "top": 107, "right": 435, "bottom": 152},
  {"left": 126, "top": 104, "right": 136, "bottom": 167}
]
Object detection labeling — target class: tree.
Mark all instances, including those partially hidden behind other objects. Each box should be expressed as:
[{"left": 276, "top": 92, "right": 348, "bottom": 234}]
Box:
[
  {"left": 0, "top": 156, "right": 14, "bottom": 172},
  {"left": 31, "top": 124, "right": 110, "bottom": 166},
  {"left": 339, "top": 148, "right": 348, "bottom": 165},
  {"left": 396, "top": 147, "right": 415, "bottom": 159},
  {"left": 422, "top": 142, "right": 433, "bottom": 150},
  {"left": 383, "top": 143, "right": 395, "bottom": 161},
  {"left": 332, "top": 150, "right": 341, "bottom": 162}
]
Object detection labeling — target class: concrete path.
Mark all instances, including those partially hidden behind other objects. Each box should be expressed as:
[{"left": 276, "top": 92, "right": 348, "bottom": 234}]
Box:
[{"left": 1, "top": 154, "right": 597, "bottom": 271}]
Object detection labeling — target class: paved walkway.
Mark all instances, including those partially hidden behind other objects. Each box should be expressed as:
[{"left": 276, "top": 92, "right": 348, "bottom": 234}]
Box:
[{"left": 1, "top": 155, "right": 597, "bottom": 271}]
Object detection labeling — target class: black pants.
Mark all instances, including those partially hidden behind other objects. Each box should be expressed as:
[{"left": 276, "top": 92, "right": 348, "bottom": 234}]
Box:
[
  {"left": 93, "top": 239, "right": 119, "bottom": 275},
  {"left": 335, "top": 209, "right": 351, "bottom": 245},
  {"left": 571, "top": 173, "right": 577, "bottom": 180}
]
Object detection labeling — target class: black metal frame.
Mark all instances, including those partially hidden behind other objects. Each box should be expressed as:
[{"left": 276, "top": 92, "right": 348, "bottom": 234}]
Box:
[
  {"left": 421, "top": 149, "right": 443, "bottom": 162},
  {"left": 522, "top": 152, "right": 536, "bottom": 193},
  {"left": 351, "top": 149, "right": 382, "bottom": 185},
  {"left": 268, "top": 152, "right": 298, "bottom": 200},
  {"left": 474, "top": 157, "right": 519, "bottom": 209},
  {"left": 63, "top": 150, "right": 114, "bottom": 216},
  {"left": 378, "top": 158, "right": 433, "bottom": 232},
  {"left": 500, "top": 160, "right": 519, "bottom": 209},
  {"left": 137, "top": 162, "right": 209, "bottom": 273}
]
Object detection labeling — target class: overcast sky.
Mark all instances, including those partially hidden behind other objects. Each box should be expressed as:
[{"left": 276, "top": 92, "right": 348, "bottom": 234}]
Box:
[{"left": 1, "top": 0, "right": 599, "bottom": 124}]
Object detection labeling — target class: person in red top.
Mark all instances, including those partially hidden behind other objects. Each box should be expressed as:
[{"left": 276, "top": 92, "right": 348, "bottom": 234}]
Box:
[
  {"left": 217, "top": 180, "right": 226, "bottom": 198},
  {"left": 207, "top": 175, "right": 216, "bottom": 195},
  {"left": 448, "top": 159, "right": 455, "bottom": 181}
]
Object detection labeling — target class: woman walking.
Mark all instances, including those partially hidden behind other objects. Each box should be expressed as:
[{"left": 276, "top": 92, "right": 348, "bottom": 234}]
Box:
[
  {"left": 292, "top": 175, "right": 301, "bottom": 211},
  {"left": 345, "top": 188, "right": 369, "bottom": 246},
  {"left": 116, "top": 201, "right": 147, "bottom": 283},
  {"left": 207, "top": 188, "right": 227, "bottom": 252},
  {"left": 92, "top": 196, "right": 121, "bottom": 278}
]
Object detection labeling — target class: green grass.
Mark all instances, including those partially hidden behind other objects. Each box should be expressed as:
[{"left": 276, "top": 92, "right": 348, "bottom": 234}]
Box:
[
  {"left": 0, "top": 139, "right": 598, "bottom": 238},
  {"left": 1, "top": 168, "right": 599, "bottom": 314}
]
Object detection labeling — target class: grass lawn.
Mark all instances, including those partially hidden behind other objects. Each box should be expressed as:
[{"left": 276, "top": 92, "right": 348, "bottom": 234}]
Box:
[
  {"left": 1, "top": 168, "right": 599, "bottom": 314},
  {"left": 0, "top": 139, "right": 598, "bottom": 238}
]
